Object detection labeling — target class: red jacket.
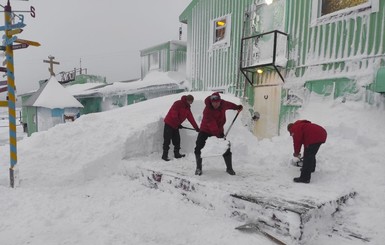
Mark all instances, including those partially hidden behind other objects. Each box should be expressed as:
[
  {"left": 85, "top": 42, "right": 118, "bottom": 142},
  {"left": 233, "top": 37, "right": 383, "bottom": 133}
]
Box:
[
  {"left": 164, "top": 95, "right": 199, "bottom": 130},
  {"left": 199, "top": 93, "right": 238, "bottom": 137},
  {"left": 289, "top": 120, "right": 327, "bottom": 155}
]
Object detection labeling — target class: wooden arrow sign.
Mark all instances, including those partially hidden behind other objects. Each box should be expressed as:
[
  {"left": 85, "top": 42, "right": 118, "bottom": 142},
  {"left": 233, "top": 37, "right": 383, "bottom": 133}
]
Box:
[
  {"left": 15, "top": 38, "right": 40, "bottom": 47},
  {"left": 6, "top": 28, "right": 23, "bottom": 36},
  {"left": 0, "top": 67, "right": 6, "bottom": 72},
  {"left": 0, "top": 80, "right": 7, "bottom": 86},
  {"left": 0, "top": 86, "right": 7, "bottom": 93}
]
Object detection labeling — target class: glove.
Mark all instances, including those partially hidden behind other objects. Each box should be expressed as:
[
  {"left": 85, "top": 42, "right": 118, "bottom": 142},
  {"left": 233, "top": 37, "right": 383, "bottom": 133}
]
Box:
[
  {"left": 236, "top": 105, "right": 243, "bottom": 112},
  {"left": 290, "top": 157, "right": 303, "bottom": 167},
  {"left": 178, "top": 125, "right": 183, "bottom": 129},
  {"left": 293, "top": 153, "right": 301, "bottom": 158}
]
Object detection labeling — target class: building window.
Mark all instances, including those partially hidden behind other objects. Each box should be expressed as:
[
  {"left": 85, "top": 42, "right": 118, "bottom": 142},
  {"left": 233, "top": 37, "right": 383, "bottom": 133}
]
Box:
[
  {"left": 210, "top": 14, "right": 231, "bottom": 50},
  {"left": 149, "top": 52, "right": 160, "bottom": 70},
  {"left": 321, "top": 0, "right": 369, "bottom": 16},
  {"left": 214, "top": 18, "right": 227, "bottom": 43},
  {"left": 311, "top": 0, "right": 378, "bottom": 25}
]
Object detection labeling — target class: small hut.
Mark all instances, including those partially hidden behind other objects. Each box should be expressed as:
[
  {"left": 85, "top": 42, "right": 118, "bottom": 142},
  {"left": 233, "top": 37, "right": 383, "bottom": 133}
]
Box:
[{"left": 24, "top": 76, "right": 83, "bottom": 136}]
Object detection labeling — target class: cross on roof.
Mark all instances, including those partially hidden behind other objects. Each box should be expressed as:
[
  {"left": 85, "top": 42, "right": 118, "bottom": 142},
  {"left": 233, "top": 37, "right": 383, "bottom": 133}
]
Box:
[{"left": 43, "top": 55, "right": 60, "bottom": 76}]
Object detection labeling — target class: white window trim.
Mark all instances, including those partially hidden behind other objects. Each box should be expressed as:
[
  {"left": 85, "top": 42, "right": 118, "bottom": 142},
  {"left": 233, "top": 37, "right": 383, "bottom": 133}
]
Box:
[
  {"left": 209, "top": 14, "right": 232, "bottom": 51},
  {"left": 310, "top": 0, "right": 379, "bottom": 26}
]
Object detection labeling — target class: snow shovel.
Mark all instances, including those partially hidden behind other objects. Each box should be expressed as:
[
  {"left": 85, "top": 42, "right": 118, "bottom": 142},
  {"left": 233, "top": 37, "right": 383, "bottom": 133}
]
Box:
[
  {"left": 236, "top": 223, "right": 286, "bottom": 245},
  {"left": 207, "top": 110, "right": 240, "bottom": 157},
  {"left": 224, "top": 110, "right": 240, "bottom": 140},
  {"left": 179, "top": 125, "right": 197, "bottom": 131}
]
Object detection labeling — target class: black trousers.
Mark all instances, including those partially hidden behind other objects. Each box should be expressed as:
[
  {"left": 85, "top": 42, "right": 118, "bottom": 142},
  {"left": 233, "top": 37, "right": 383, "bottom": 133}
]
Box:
[
  {"left": 163, "top": 124, "right": 180, "bottom": 152},
  {"left": 301, "top": 143, "right": 322, "bottom": 180},
  {"left": 194, "top": 132, "right": 231, "bottom": 157},
  {"left": 194, "top": 132, "right": 211, "bottom": 156}
]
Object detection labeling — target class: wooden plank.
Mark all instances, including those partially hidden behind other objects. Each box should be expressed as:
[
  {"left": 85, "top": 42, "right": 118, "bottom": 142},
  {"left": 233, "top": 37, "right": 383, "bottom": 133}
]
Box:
[{"left": 0, "top": 100, "right": 8, "bottom": 107}]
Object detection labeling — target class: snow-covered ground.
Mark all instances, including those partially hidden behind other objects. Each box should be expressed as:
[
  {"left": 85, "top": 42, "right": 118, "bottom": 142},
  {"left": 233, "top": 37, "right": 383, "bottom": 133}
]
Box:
[{"left": 0, "top": 91, "right": 384, "bottom": 245}]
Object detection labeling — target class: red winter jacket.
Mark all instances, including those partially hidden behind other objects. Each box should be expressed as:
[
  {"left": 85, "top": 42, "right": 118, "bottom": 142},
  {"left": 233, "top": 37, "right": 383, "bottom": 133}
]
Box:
[
  {"left": 289, "top": 120, "right": 327, "bottom": 155},
  {"left": 164, "top": 95, "right": 199, "bottom": 130},
  {"left": 199, "top": 93, "right": 238, "bottom": 137}
]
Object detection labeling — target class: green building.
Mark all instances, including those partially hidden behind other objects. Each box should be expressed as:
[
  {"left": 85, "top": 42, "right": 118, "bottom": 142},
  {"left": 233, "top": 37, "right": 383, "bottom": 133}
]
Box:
[
  {"left": 179, "top": 0, "right": 385, "bottom": 138},
  {"left": 140, "top": 40, "right": 187, "bottom": 79}
]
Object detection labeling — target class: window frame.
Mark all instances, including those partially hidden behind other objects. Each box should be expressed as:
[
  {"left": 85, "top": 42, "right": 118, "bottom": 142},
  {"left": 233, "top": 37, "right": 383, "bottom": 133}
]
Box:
[
  {"left": 209, "top": 14, "right": 232, "bottom": 51},
  {"left": 149, "top": 51, "right": 160, "bottom": 71},
  {"left": 310, "top": 0, "right": 379, "bottom": 26}
]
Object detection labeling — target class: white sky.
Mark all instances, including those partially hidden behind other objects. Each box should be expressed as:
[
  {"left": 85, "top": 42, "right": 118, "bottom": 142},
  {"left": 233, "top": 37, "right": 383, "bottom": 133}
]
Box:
[
  {"left": 0, "top": 90, "right": 384, "bottom": 244},
  {"left": 4, "top": 0, "right": 191, "bottom": 95}
]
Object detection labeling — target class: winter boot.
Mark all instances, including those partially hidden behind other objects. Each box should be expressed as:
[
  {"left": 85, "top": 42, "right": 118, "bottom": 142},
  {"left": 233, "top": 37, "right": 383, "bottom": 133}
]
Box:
[
  {"left": 223, "top": 150, "right": 235, "bottom": 175},
  {"left": 293, "top": 177, "right": 310, "bottom": 183},
  {"left": 161, "top": 150, "right": 170, "bottom": 161},
  {"left": 195, "top": 153, "right": 202, "bottom": 175},
  {"left": 174, "top": 149, "right": 186, "bottom": 159},
  {"left": 293, "top": 170, "right": 311, "bottom": 183}
]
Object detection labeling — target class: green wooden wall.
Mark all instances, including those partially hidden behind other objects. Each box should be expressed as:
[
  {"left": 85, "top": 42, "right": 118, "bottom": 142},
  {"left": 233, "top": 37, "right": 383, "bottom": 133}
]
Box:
[
  {"left": 285, "top": 0, "right": 385, "bottom": 96},
  {"left": 279, "top": 0, "right": 385, "bottom": 130},
  {"left": 180, "top": 0, "right": 255, "bottom": 95}
]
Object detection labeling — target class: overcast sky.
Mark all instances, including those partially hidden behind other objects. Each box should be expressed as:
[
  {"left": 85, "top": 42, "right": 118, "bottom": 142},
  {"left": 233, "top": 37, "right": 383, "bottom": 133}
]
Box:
[{"left": 4, "top": 0, "right": 191, "bottom": 95}]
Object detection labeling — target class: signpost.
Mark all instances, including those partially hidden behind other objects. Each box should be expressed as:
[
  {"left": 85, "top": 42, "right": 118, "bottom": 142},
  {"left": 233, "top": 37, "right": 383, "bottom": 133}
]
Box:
[
  {"left": 0, "top": 86, "right": 7, "bottom": 93},
  {"left": 11, "top": 43, "right": 29, "bottom": 50},
  {"left": 14, "top": 38, "right": 40, "bottom": 47},
  {"left": 0, "top": 0, "right": 38, "bottom": 188},
  {"left": 0, "top": 43, "right": 29, "bottom": 51}
]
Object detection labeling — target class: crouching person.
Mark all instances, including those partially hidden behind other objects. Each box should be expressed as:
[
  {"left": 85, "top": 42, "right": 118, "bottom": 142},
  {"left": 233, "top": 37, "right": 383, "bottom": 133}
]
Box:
[{"left": 287, "top": 120, "right": 327, "bottom": 183}]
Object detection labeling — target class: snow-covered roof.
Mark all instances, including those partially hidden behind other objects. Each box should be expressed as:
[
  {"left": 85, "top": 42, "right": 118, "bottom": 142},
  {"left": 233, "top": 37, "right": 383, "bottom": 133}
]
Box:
[
  {"left": 72, "top": 71, "right": 188, "bottom": 97},
  {"left": 24, "top": 76, "right": 83, "bottom": 109}
]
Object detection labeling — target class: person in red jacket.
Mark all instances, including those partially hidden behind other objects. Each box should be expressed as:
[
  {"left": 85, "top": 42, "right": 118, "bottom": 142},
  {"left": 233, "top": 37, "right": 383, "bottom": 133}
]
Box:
[
  {"left": 194, "top": 92, "right": 243, "bottom": 176},
  {"left": 162, "top": 94, "right": 199, "bottom": 161},
  {"left": 287, "top": 120, "right": 327, "bottom": 183}
]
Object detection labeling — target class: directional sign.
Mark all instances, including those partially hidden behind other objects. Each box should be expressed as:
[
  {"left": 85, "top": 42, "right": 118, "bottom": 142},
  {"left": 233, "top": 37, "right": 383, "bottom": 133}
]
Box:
[
  {"left": 0, "top": 67, "right": 6, "bottom": 72},
  {"left": 4, "top": 36, "right": 17, "bottom": 46},
  {"left": 12, "top": 43, "right": 29, "bottom": 50},
  {"left": 6, "top": 28, "right": 23, "bottom": 36},
  {"left": 0, "top": 43, "right": 29, "bottom": 51},
  {"left": 0, "top": 100, "right": 7, "bottom": 107},
  {"left": 0, "top": 86, "right": 7, "bottom": 93},
  {"left": 0, "top": 80, "right": 7, "bottom": 86},
  {"left": 0, "top": 22, "right": 26, "bottom": 32},
  {"left": 15, "top": 38, "right": 40, "bottom": 47}
]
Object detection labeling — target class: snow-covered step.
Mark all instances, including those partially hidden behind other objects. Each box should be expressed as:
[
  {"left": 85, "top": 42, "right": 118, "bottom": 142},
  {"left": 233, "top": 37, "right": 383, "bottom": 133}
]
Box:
[{"left": 130, "top": 166, "right": 360, "bottom": 244}]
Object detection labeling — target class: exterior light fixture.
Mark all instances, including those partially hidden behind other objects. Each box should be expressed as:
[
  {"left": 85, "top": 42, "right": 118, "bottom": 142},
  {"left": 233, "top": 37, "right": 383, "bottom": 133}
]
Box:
[
  {"left": 265, "top": 0, "right": 273, "bottom": 5},
  {"left": 257, "top": 69, "right": 264, "bottom": 74},
  {"left": 216, "top": 21, "right": 225, "bottom": 26}
]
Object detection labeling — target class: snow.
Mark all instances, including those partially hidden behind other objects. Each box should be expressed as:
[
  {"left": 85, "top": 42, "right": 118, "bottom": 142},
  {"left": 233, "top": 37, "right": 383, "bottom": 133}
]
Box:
[
  {"left": 72, "top": 71, "right": 188, "bottom": 97},
  {"left": 65, "top": 83, "right": 107, "bottom": 96},
  {"left": 27, "top": 76, "right": 83, "bottom": 109},
  {"left": 0, "top": 90, "right": 384, "bottom": 244}
]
